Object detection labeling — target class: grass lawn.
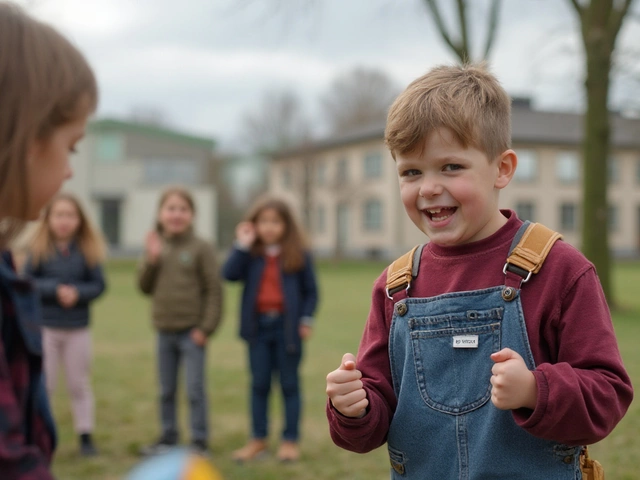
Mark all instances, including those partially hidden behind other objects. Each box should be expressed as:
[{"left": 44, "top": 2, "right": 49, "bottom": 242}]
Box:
[{"left": 50, "top": 259, "right": 639, "bottom": 480}]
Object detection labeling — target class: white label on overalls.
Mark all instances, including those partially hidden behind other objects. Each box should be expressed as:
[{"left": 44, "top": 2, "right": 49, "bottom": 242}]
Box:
[{"left": 453, "top": 335, "right": 478, "bottom": 348}]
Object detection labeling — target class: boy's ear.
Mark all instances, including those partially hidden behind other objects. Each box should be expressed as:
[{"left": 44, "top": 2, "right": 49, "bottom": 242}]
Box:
[{"left": 494, "top": 149, "right": 517, "bottom": 189}]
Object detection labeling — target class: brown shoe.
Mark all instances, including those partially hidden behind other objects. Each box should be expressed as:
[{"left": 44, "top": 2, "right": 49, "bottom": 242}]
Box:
[
  {"left": 277, "top": 441, "right": 300, "bottom": 462},
  {"left": 231, "top": 439, "right": 268, "bottom": 463}
]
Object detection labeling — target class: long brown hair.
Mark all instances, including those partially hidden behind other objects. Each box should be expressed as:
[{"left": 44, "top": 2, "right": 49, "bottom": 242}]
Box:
[
  {"left": 0, "top": 2, "right": 98, "bottom": 247},
  {"left": 29, "top": 193, "right": 107, "bottom": 268},
  {"left": 246, "top": 196, "right": 308, "bottom": 273},
  {"left": 154, "top": 186, "right": 196, "bottom": 234}
]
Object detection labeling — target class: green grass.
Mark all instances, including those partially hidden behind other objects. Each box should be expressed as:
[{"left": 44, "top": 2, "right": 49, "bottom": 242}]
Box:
[{"left": 50, "top": 260, "right": 639, "bottom": 480}]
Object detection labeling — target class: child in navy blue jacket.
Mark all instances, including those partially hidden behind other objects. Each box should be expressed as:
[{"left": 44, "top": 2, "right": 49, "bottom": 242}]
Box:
[
  {"left": 25, "top": 193, "right": 106, "bottom": 456},
  {"left": 223, "top": 196, "right": 318, "bottom": 463}
]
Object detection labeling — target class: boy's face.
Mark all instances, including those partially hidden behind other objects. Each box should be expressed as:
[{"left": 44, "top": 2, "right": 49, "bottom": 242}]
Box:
[{"left": 396, "top": 127, "right": 516, "bottom": 247}]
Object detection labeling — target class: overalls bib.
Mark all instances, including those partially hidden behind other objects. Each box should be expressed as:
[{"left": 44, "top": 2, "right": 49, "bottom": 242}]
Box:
[{"left": 385, "top": 223, "right": 582, "bottom": 479}]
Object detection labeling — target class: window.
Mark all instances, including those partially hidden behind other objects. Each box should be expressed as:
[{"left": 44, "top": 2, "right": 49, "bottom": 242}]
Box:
[
  {"left": 514, "top": 149, "right": 538, "bottom": 182},
  {"left": 336, "top": 158, "right": 349, "bottom": 186},
  {"left": 143, "top": 159, "right": 199, "bottom": 185},
  {"left": 608, "top": 156, "right": 619, "bottom": 184},
  {"left": 316, "top": 162, "right": 327, "bottom": 186},
  {"left": 516, "top": 202, "right": 535, "bottom": 222},
  {"left": 363, "top": 199, "right": 382, "bottom": 231},
  {"left": 636, "top": 158, "right": 640, "bottom": 184},
  {"left": 556, "top": 151, "right": 580, "bottom": 183},
  {"left": 96, "top": 133, "right": 123, "bottom": 163},
  {"left": 608, "top": 205, "right": 618, "bottom": 232},
  {"left": 560, "top": 203, "right": 578, "bottom": 231},
  {"left": 364, "top": 151, "right": 382, "bottom": 178},
  {"left": 316, "top": 205, "right": 326, "bottom": 234}
]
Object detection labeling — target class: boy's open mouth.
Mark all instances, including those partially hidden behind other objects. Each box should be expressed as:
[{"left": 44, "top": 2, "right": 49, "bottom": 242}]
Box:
[{"left": 423, "top": 207, "right": 457, "bottom": 222}]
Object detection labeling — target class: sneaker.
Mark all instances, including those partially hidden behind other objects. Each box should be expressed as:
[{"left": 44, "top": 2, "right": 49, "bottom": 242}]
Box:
[
  {"left": 140, "top": 435, "right": 178, "bottom": 457},
  {"left": 276, "top": 441, "right": 300, "bottom": 463},
  {"left": 79, "top": 433, "right": 98, "bottom": 457},
  {"left": 190, "top": 439, "right": 209, "bottom": 456},
  {"left": 231, "top": 439, "right": 268, "bottom": 463}
]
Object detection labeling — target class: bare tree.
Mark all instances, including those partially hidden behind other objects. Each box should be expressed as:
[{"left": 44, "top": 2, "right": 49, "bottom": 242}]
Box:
[
  {"left": 422, "top": 0, "right": 503, "bottom": 62},
  {"left": 321, "top": 67, "right": 400, "bottom": 134},
  {"left": 567, "top": 0, "right": 635, "bottom": 305},
  {"left": 240, "top": 89, "right": 311, "bottom": 154}
]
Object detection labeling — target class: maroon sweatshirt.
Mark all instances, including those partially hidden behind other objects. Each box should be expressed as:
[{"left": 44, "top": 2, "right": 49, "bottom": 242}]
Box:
[{"left": 327, "top": 210, "right": 633, "bottom": 452}]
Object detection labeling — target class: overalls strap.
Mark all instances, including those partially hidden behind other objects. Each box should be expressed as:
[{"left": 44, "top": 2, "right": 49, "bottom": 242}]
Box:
[
  {"left": 386, "top": 222, "right": 562, "bottom": 300},
  {"left": 385, "top": 244, "right": 424, "bottom": 299},
  {"left": 504, "top": 222, "right": 563, "bottom": 283}
]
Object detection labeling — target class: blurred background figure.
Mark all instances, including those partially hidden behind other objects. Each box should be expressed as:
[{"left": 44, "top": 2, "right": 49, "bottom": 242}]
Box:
[
  {"left": 222, "top": 196, "right": 318, "bottom": 463},
  {"left": 138, "top": 187, "right": 223, "bottom": 457},
  {"left": 25, "top": 193, "right": 107, "bottom": 456}
]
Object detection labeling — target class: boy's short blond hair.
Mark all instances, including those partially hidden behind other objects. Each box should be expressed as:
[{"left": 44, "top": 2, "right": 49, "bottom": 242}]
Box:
[{"left": 385, "top": 63, "right": 511, "bottom": 161}]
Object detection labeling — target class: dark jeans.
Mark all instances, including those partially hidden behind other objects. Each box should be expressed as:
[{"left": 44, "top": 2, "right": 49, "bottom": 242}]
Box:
[
  {"left": 249, "top": 313, "right": 302, "bottom": 441},
  {"left": 157, "top": 330, "right": 208, "bottom": 443}
]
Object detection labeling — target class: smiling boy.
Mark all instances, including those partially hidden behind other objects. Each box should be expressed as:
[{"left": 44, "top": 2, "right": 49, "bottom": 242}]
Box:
[{"left": 325, "top": 64, "right": 633, "bottom": 479}]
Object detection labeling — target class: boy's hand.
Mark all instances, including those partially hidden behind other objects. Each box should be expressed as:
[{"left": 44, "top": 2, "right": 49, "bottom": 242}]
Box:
[
  {"left": 326, "top": 353, "right": 369, "bottom": 418},
  {"left": 235, "top": 222, "right": 256, "bottom": 248},
  {"left": 490, "top": 348, "right": 537, "bottom": 410}
]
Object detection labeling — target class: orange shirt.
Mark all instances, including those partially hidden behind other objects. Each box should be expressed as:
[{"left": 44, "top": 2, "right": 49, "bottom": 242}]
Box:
[{"left": 256, "top": 255, "right": 284, "bottom": 313}]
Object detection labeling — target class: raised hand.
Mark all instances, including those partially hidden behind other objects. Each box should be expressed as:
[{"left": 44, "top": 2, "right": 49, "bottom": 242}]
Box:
[
  {"left": 326, "top": 353, "right": 369, "bottom": 418},
  {"left": 490, "top": 348, "right": 538, "bottom": 410},
  {"left": 145, "top": 230, "right": 163, "bottom": 264},
  {"left": 235, "top": 221, "right": 257, "bottom": 248}
]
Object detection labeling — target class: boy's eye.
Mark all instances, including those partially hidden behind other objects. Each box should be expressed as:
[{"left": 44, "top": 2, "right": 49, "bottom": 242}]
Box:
[
  {"left": 443, "top": 164, "right": 463, "bottom": 172},
  {"left": 400, "top": 169, "right": 421, "bottom": 177},
  {"left": 69, "top": 146, "right": 78, "bottom": 154}
]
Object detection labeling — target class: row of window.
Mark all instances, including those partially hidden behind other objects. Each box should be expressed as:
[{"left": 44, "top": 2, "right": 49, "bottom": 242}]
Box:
[
  {"left": 283, "top": 151, "right": 384, "bottom": 190},
  {"left": 314, "top": 200, "right": 628, "bottom": 237},
  {"left": 315, "top": 199, "right": 383, "bottom": 234},
  {"left": 515, "top": 202, "right": 620, "bottom": 232},
  {"left": 515, "top": 150, "right": 638, "bottom": 184},
  {"left": 284, "top": 150, "right": 640, "bottom": 190}
]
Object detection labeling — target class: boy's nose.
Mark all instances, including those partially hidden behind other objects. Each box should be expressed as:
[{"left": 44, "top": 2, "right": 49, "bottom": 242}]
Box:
[{"left": 418, "top": 176, "right": 443, "bottom": 198}]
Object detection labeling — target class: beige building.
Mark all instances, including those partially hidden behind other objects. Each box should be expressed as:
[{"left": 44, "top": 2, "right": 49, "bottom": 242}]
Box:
[
  {"left": 270, "top": 100, "right": 640, "bottom": 259},
  {"left": 64, "top": 118, "right": 218, "bottom": 253}
]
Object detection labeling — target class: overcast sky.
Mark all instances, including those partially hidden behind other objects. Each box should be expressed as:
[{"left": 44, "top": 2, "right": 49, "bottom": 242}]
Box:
[{"left": 21, "top": 0, "right": 640, "bottom": 150}]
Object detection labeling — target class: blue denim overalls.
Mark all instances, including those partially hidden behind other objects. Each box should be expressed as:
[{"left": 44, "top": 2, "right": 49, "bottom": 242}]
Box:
[{"left": 385, "top": 223, "right": 582, "bottom": 479}]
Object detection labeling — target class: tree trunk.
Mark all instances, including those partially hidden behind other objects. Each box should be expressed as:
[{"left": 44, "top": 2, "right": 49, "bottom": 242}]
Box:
[{"left": 581, "top": 42, "right": 613, "bottom": 303}]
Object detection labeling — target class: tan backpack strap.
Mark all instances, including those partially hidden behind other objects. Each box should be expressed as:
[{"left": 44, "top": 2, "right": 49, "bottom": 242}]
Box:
[
  {"left": 386, "top": 245, "right": 423, "bottom": 299},
  {"left": 505, "top": 222, "right": 562, "bottom": 281}
]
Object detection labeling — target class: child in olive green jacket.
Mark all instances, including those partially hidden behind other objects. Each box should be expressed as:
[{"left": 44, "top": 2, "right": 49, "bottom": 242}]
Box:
[{"left": 138, "top": 187, "right": 223, "bottom": 456}]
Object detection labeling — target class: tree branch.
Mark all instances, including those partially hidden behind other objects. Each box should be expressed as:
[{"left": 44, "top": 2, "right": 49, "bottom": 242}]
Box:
[
  {"left": 608, "top": 0, "right": 633, "bottom": 37},
  {"left": 569, "top": 0, "right": 585, "bottom": 15},
  {"left": 456, "top": 0, "right": 470, "bottom": 62},
  {"left": 423, "top": 0, "right": 466, "bottom": 62},
  {"left": 482, "top": 0, "right": 502, "bottom": 60}
]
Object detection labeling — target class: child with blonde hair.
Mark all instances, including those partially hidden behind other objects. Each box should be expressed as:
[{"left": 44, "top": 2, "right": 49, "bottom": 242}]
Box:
[
  {"left": 0, "top": 2, "right": 98, "bottom": 477},
  {"left": 25, "top": 192, "right": 107, "bottom": 456}
]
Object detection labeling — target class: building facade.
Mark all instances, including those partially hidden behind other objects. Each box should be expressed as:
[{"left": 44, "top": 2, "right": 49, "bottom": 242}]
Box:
[
  {"left": 269, "top": 102, "right": 640, "bottom": 259},
  {"left": 64, "top": 118, "right": 218, "bottom": 253}
]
